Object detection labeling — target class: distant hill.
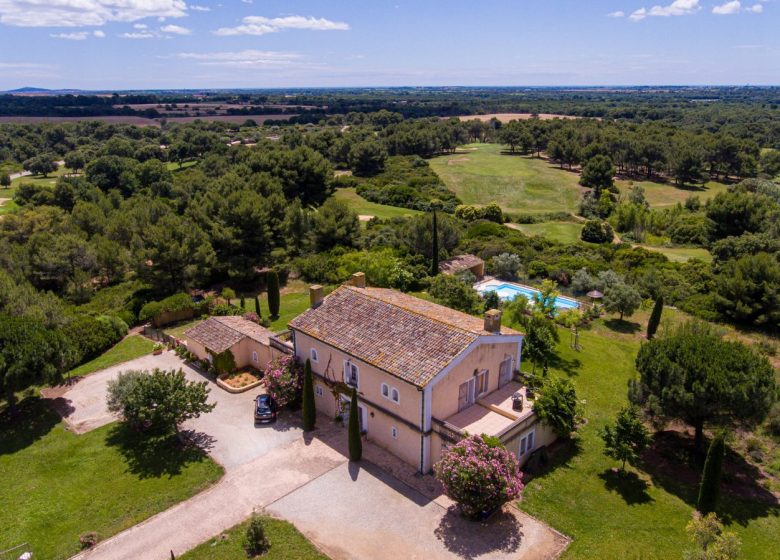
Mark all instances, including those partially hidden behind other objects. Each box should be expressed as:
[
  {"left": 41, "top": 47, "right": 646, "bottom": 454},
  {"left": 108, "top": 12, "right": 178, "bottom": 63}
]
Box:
[{"left": 3, "top": 87, "right": 87, "bottom": 95}]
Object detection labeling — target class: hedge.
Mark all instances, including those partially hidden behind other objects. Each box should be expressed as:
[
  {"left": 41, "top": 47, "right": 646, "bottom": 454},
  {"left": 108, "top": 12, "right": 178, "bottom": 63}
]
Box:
[{"left": 139, "top": 293, "right": 194, "bottom": 323}]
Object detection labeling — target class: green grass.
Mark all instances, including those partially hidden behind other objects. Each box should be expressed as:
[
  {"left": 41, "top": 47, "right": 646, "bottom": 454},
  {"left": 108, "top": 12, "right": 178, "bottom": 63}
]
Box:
[
  {"left": 65, "top": 335, "right": 156, "bottom": 378},
  {"left": 180, "top": 516, "right": 327, "bottom": 560},
  {"left": 333, "top": 187, "right": 422, "bottom": 220},
  {"left": 617, "top": 179, "right": 729, "bottom": 209},
  {"left": 10, "top": 166, "right": 69, "bottom": 188},
  {"left": 519, "top": 322, "right": 780, "bottom": 559},
  {"left": 511, "top": 222, "right": 584, "bottom": 244},
  {"left": 430, "top": 143, "right": 583, "bottom": 215},
  {"left": 166, "top": 160, "right": 199, "bottom": 171},
  {"left": 635, "top": 244, "right": 713, "bottom": 263},
  {"left": 0, "top": 400, "right": 223, "bottom": 560}
]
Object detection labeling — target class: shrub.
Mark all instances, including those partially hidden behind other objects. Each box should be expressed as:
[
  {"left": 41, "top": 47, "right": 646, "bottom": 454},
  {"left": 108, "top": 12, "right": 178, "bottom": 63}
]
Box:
[
  {"left": 489, "top": 253, "right": 523, "bottom": 280},
  {"left": 581, "top": 219, "right": 614, "bottom": 243},
  {"left": 600, "top": 406, "right": 652, "bottom": 471},
  {"left": 211, "top": 349, "right": 236, "bottom": 376},
  {"left": 428, "top": 274, "right": 482, "bottom": 314},
  {"left": 684, "top": 512, "right": 741, "bottom": 560},
  {"left": 261, "top": 354, "right": 303, "bottom": 407},
  {"left": 63, "top": 313, "right": 127, "bottom": 364},
  {"left": 533, "top": 376, "right": 578, "bottom": 438},
  {"left": 434, "top": 434, "right": 524, "bottom": 519},
  {"left": 138, "top": 293, "right": 194, "bottom": 323},
  {"left": 483, "top": 290, "right": 500, "bottom": 312},
  {"left": 455, "top": 203, "right": 504, "bottom": 223},
  {"left": 79, "top": 532, "right": 99, "bottom": 549},
  {"left": 244, "top": 514, "right": 270, "bottom": 556},
  {"left": 106, "top": 368, "right": 215, "bottom": 434},
  {"left": 267, "top": 270, "right": 280, "bottom": 319},
  {"left": 766, "top": 403, "right": 780, "bottom": 438},
  {"left": 243, "top": 311, "right": 260, "bottom": 324}
]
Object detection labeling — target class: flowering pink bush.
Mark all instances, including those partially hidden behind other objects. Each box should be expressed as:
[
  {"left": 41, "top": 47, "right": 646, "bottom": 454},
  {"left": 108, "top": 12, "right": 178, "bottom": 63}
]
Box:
[
  {"left": 261, "top": 354, "right": 303, "bottom": 407},
  {"left": 434, "top": 434, "right": 524, "bottom": 519}
]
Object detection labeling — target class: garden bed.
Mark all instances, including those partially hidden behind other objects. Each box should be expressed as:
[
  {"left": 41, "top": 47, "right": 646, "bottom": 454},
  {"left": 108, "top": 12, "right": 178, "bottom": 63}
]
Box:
[{"left": 216, "top": 369, "right": 264, "bottom": 394}]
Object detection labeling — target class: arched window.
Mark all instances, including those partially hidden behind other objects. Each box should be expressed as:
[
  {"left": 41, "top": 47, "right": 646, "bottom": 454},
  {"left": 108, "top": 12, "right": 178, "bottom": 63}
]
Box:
[{"left": 391, "top": 388, "right": 400, "bottom": 403}]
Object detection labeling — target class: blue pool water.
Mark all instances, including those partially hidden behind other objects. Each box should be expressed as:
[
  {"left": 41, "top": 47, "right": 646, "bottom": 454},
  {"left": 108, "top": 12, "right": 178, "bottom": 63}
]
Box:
[{"left": 477, "top": 282, "right": 580, "bottom": 310}]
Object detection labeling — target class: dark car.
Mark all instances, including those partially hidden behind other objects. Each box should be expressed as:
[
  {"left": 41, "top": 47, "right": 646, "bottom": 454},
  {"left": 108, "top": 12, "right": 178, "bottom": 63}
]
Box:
[{"left": 254, "top": 394, "right": 277, "bottom": 424}]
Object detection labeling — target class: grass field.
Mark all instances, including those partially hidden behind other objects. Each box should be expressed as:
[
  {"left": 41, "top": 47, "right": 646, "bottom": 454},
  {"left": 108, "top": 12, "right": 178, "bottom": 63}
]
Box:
[
  {"left": 10, "top": 166, "right": 69, "bottom": 188},
  {"left": 181, "top": 516, "right": 327, "bottom": 560},
  {"left": 519, "top": 318, "right": 780, "bottom": 559},
  {"left": 511, "top": 222, "right": 584, "bottom": 244},
  {"left": 0, "top": 400, "right": 223, "bottom": 560},
  {"left": 636, "top": 244, "right": 713, "bottom": 263},
  {"left": 617, "top": 178, "right": 729, "bottom": 209},
  {"left": 333, "top": 187, "right": 422, "bottom": 220},
  {"left": 430, "top": 143, "right": 583, "bottom": 215},
  {"left": 65, "top": 335, "right": 156, "bottom": 379},
  {"left": 166, "top": 160, "right": 199, "bottom": 172}
]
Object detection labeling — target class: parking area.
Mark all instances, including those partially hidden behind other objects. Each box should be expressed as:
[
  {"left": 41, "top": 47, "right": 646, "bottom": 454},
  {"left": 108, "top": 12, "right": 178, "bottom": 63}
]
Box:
[{"left": 47, "top": 351, "right": 302, "bottom": 469}]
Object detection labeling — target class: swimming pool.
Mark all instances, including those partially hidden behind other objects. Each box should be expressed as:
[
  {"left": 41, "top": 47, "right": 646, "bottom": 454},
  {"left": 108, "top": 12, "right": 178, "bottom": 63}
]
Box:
[{"left": 476, "top": 281, "right": 580, "bottom": 310}]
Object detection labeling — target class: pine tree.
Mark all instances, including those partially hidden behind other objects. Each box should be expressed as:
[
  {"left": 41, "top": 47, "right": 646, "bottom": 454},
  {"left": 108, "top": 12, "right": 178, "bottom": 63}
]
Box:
[
  {"left": 647, "top": 296, "right": 663, "bottom": 340},
  {"left": 254, "top": 294, "right": 262, "bottom": 318},
  {"left": 302, "top": 359, "right": 316, "bottom": 431},
  {"left": 697, "top": 432, "right": 725, "bottom": 514},
  {"left": 267, "top": 270, "right": 280, "bottom": 319},
  {"left": 430, "top": 208, "right": 439, "bottom": 277},
  {"left": 348, "top": 387, "right": 362, "bottom": 461}
]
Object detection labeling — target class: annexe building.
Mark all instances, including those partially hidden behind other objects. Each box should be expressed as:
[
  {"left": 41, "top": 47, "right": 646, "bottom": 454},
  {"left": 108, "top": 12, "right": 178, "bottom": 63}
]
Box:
[{"left": 289, "top": 273, "right": 556, "bottom": 473}]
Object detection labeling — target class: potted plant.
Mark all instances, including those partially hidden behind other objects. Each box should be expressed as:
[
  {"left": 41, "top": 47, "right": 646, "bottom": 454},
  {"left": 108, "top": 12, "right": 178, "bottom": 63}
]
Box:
[{"left": 152, "top": 343, "right": 164, "bottom": 355}]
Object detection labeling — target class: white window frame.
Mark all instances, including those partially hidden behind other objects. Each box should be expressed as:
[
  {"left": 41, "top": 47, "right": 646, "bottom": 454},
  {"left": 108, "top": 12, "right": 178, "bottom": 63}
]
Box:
[
  {"left": 343, "top": 360, "right": 359, "bottom": 389},
  {"left": 381, "top": 383, "right": 389, "bottom": 398},
  {"left": 476, "top": 369, "right": 489, "bottom": 397},
  {"left": 519, "top": 429, "right": 536, "bottom": 457},
  {"left": 310, "top": 348, "right": 318, "bottom": 363},
  {"left": 390, "top": 387, "right": 400, "bottom": 404},
  {"left": 391, "top": 426, "right": 398, "bottom": 439},
  {"left": 252, "top": 351, "right": 258, "bottom": 363}
]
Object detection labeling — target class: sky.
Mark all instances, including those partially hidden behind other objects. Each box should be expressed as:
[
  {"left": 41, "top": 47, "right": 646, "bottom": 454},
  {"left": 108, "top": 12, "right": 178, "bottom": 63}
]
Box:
[{"left": 0, "top": 0, "right": 777, "bottom": 90}]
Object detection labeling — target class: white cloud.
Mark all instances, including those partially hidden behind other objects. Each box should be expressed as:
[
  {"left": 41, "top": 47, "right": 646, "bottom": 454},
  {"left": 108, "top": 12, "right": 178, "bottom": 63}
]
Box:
[
  {"left": 176, "top": 50, "right": 303, "bottom": 67},
  {"left": 50, "top": 31, "right": 88, "bottom": 40},
  {"left": 120, "top": 31, "right": 156, "bottom": 39},
  {"left": 133, "top": 23, "right": 148, "bottom": 29},
  {"left": 0, "top": 0, "right": 187, "bottom": 28},
  {"left": 713, "top": 1, "right": 742, "bottom": 14},
  {"left": 161, "top": 24, "right": 191, "bottom": 35},
  {"left": 214, "top": 15, "right": 349, "bottom": 36},
  {"left": 93, "top": 30, "right": 105, "bottom": 38},
  {"left": 0, "top": 61, "right": 51, "bottom": 68},
  {"left": 607, "top": 11, "right": 625, "bottom": 17},
  {"left": 190, "top": 4, "right": 210, "bottom": 11},
  {"left": 746, "top": 3, "right": 764, "bottom": 12},
  {"left": 630, "top": 0, "right": 700, "bottom": 20}
]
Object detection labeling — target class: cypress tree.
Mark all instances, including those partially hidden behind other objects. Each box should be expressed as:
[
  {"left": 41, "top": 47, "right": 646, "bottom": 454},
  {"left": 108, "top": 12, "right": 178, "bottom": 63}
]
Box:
[
  {"left": 254, "top": 294, "right": 262, "bottom": 318},
  {"left": 240, "top": 295, "right": 246, "bottom": 310},
  {"left": 430, "top": 208, "right": 439, "bottom": 277},
  {"left": 647, "top": 296, "right": 663, "bottom": 340},
  {"left": 302, "top": 359, "right": 316, "bottom": 431},
  {"left": 697, "top": 432, "right": 726, "bottom": 514},
  {"left": 348, "top": 387, "right": 362, "bottom": 461},
  {"left": 267, "top": 270, "right": 280, "bottom": 319}
]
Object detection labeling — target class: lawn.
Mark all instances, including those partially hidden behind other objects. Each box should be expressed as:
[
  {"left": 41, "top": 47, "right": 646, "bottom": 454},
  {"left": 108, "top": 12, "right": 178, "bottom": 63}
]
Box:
[
  {"left": 616, "top": 178, "right": 729, "bottom": 209},
  {"left": 519, "top": 319, "right": 780, "bottom": 559},
  {"left": 10, "top": 165, "right": 69, "bottom": 188},
  {"left": 181, "top": 516, "right": 327, "bottom": 560},
  {"left": 166, "top": 160, "right": 199, "bottom": 172},
  {"left": 510, "top": 222, "right": 584, "bottom": 244},
  {"left": 333, "top": 187, "right": 422, "bottom": 220},
  {"left": 635, "top": 244, "right": 713, "bottom": 263},
  {"left": 65, "top": 335, "right": 156, "bottom": 378},
  {"left": 429, "top": 143, "right": 583, "bottom": 215},
  {"left": 0, "top": 400, "right": 223, "bottom": 560}
]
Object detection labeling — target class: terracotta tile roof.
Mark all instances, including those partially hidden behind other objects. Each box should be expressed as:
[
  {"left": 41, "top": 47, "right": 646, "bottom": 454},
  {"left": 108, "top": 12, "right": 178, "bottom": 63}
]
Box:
[
  {"left": 439, "top": 254, "right": 484, "bottom": 275},
  {"left": 289, "top": 286, "right": 521, "bottom": 387},
  {"left": 184, "top": 316, "right": 273, "bottom": 354}
]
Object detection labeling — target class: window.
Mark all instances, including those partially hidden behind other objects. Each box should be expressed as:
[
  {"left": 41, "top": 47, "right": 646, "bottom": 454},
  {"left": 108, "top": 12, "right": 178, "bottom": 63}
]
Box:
[
  {"left": 344, "top": 360, "right": 359, "bottom": 388},
  {"left": 381, "top": 383, "right": 400, "bottom": 404},
  {"left": 391, "top": 426, "right": 398, "bottom": 439},
  {"left": 519, "top": 430, "right": 536, "bottom": 457},
  {"left": 315, "top": 385, "right": 323, "bottom": 397},
  {"left": 381, "top": 383, "right": 389, "bottom": 398},
  {"left": 390, "top": 388, "right": 400, "bottom": 404},
  {"left": 476, "top": 369, "right": 489, "bottom": 396},
  {"left": 310, "top": 348, "right": 318, "bottom": 363},
  {"left": 252, "top": 351, "right": 258, "bottom": 363}
]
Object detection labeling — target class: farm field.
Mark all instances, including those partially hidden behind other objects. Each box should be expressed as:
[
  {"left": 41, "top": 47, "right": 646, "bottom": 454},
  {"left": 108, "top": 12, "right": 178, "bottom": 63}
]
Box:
[
  {"left": 333, "top": 187, "right": 422, "bottom": 220},
  {"left": 519, "top": 316, "right": 780, "bottom": 559},
  {"left": 430, "top": 143, "right": 583, "bottom": 215},
  {"left": 0, "top": 399, "right": 223, "bottom": 560},
  {"left": 510, "top": 221, "right": 584, "bottom": 244},
  {"left": 0, "top": 114, "right": 294, "bottom": 126},
  {"left": 616, "top": 178, "right": 729, "bottom": 209},
  {"left": 455, "top": 113, "right": 585, "bottom": 122}
]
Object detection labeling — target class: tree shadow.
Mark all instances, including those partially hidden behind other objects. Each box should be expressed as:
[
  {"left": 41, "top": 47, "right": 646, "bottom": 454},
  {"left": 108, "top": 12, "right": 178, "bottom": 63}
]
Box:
[
  {"left": 603, "top": 319, "right": 641, "bottom": 334},
  {"left": 0, "top": 397, "right": 60, "bottom": 455},
  {"left": 523, "top": 438, "right": 583, "bottom": 481},
  {"left": 598, "top": 469, "right": 654, "bottom": 505},
  {"left": 105, "top": 423, "right": 210, "bottom": 479},
  {"left": 641, "top": 431, "right": 779, "bottom": 526},
  {"left": 434, "top": 505, "right": 522, "bottom": 560},
  {"left": 548, "top": 353, "right": 582, "bottom": 376}
]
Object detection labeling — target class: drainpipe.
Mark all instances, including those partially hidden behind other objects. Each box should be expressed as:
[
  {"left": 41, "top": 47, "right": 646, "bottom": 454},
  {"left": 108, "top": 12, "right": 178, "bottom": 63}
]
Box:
[{"left": 419, "top": 387, "right": 425, "bottom": 474}]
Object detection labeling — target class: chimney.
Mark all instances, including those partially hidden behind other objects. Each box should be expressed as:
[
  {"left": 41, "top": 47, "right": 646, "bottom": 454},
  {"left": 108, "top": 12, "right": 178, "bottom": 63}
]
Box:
[
  {"left": 351, "top": 272, "right": 366, "bottom": 289},
  {"left": 484, "top": 309, "right": 502, "bottom": 334},
  {"left": 310, "top": 285, "right": 324, "bottom": 308}
]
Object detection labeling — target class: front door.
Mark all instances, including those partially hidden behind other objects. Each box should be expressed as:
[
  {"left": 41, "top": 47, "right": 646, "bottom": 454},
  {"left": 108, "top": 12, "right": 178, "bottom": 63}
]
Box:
[
  {"left": 499, "top": 356, "right": 513, "bottom": 388},
  {"left": 457, "top": 378, "right": 476, "bottom": 412},
  {"left": 340, "top": 395, "right": 367, "bottom": 432}
]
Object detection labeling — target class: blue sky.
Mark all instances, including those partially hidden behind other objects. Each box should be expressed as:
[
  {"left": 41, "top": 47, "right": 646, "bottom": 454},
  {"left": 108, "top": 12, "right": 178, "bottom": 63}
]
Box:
[{"left": 0, "top": 0, "right": 777, "bottom": 89}]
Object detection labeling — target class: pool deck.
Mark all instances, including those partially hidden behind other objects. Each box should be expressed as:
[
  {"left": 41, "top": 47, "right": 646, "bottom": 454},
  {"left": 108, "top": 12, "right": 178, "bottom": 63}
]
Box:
[{"left": 475, "top": 277, "right": 581, "bottom": 308}]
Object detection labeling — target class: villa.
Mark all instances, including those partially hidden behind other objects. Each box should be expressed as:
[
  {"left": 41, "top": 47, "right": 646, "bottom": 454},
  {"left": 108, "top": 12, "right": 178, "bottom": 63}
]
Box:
[{"left": 289, "top": 273, "right": 557, "bottom": 473}]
